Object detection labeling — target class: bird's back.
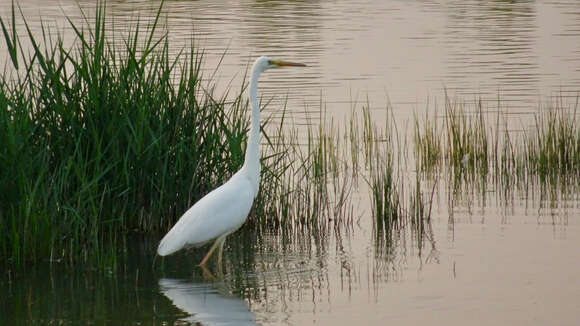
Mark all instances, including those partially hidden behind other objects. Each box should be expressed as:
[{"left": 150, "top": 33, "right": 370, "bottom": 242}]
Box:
[{"left": 157, "top": 171, "right": 255, "bottom": 256}]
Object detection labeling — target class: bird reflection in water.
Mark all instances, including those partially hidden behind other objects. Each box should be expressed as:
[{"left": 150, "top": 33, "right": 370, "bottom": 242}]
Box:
[{"left": 158, "top": 278, "right": 258, "bottom": 326}]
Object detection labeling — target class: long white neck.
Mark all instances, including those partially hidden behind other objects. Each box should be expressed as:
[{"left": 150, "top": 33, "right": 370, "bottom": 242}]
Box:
[{"left": 242, "top": 62, "right": 262, "bottom": 195}]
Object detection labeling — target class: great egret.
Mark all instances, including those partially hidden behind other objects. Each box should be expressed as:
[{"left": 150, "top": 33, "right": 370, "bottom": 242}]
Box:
[{"left": 157, "top": 56, "right": 306, "bottom": 266}]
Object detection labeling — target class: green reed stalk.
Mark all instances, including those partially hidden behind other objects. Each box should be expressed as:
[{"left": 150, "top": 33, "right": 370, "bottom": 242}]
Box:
[{"left": 0, "top": 1, "right": 251, "bottom": 265}]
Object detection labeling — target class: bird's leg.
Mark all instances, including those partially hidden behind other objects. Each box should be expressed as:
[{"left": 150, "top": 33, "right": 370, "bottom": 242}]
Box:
[
  {"left": 199, "top": 239, "right": 220, "bottom": 266},
  {"left": 217, "top": 237, "right": 226, "bottom": 275},
  {"left": 217, "top": 237, "right": 226, "bottom": 264},
  {"left": 200, "top": 264, "right": 217, "bottom": 281}
]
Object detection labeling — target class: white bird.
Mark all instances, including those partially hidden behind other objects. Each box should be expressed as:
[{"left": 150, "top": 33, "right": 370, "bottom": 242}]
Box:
[{"left": 157, "top": 56, "right": 306, "bottom": 266}]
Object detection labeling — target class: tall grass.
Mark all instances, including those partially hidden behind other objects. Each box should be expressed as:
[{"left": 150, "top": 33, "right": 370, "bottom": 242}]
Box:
[
  {"left": 0, "top": 2, "right": 252, "bottom": 265},
  {"left": 366, "top": 108, "right": 402, "bottom": 235},
  {"left": 255, "top": 108, "right": 357, "bottom": 235},
  {"left": 414, "top": 95, "right": 580, "bottom": 200},
  {"left": 443, "top": 97, "right": 489, "bottom": 175},
  {"left": 525, "top": 104, "right": 580, "bottom": 181},
  {"left": 414, "top": 107, "right": 441, "bottom": 173},
  {"left": 3, "top": 1, "right": 577, "bottom": 269},
  {"left": 417, "top": 98, "right": 578, "bottom": 177}
]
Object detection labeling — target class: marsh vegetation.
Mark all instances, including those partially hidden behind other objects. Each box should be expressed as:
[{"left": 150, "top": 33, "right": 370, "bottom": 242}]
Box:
[
  {"left": 2, "top": 1, "right": 580, "bottom": 325},
  {"left": 1, "top": 2, "right": 578, "bottom": 271}
]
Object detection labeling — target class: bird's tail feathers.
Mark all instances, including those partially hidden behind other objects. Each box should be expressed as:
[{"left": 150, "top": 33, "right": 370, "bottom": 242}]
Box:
[{"left": 157, "top": 229, "right": 184, "bottom": 256}]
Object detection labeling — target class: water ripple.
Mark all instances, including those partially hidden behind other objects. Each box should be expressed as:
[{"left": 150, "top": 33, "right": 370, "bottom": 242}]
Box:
[{"left": 1, "top": 0, "right": 580, "bottom": 116}]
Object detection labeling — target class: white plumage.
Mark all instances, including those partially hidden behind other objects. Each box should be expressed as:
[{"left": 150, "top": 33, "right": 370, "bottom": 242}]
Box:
[
  {"left": 157, "top": 170, "right": 254, "bottom": 256},
  {"left": 157, "top": 56, "right": 306, "bottom": 266}
]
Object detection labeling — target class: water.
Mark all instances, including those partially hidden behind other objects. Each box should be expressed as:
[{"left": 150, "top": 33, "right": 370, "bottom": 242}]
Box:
[
  {"left": 3, "top": 207, "right": 580, "bottom": 325},
  {"left": 2, "top": 0, "right": 580, "bottom": 118},
  {"left": 2, "top": 0, "right": 580, "bottom": 325}
]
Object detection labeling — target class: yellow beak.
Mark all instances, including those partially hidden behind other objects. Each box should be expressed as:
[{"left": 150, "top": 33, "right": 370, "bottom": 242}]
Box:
[{"left": 271, "top": 60, "right": 307, "bottom": 67}]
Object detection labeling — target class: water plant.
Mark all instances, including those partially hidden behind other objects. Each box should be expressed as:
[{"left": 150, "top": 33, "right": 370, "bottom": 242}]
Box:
[
  {"left": 2, "top": 0, "right": 577, "bottom": 269},
  {"left": 414, "top": 107, "right": 442, "bottom": 173},
  {"left": 443, "top": 97, "right": 489, "bottom": 176},
  {"left": 525, "top": 103, "right": 580, "bottom": 182},
  {"left": 415, "top": 94, "right": 579, "bottom": 182},
  {"left": 0, "top": 2, "right": 252, "bottom": 265}
]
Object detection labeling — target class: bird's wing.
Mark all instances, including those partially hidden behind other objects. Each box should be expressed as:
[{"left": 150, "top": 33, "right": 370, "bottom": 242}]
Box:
[{"left": 157, "top": 173, "right": 255, "bottom": 256}]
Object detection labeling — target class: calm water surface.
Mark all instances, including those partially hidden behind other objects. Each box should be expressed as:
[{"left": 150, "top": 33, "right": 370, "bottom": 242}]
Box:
[
  {"left": 1, "top": 0, "right": 580, "bottom": 325},
  {"left": 2, "top": 201, "right": 580, "bottom": 325},
  {"left": 2, "top": 0, "right": 580, "bottom": 117}
]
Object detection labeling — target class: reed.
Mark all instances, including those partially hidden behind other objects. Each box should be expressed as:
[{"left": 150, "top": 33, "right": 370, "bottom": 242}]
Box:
[
  {"left": 0, "top": 1, "right": 366, "bottom": 266},
  {"left": 525, "top": 103, "right": 580, "bottom": 182},
  {"left": 3, "top": 1, "right": 576, "bottom": 269},
  {"left": 255, "top": 107, "right": 357, "bottom": 234},
  {"left": 414, "top": 94, "right": 579, "bottom": 188},
  {"left": 0, "top": 1, "right": 252, "bottom": 265},
  {"left": 414, "top": 107, "right": 442, "bottom": 173},
  {"left": 443, "top": 97, "right": 489, "bottom": 176}
]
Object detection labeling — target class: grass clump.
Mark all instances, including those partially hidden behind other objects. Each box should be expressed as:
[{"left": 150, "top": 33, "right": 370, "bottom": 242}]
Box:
[
  {"left": 0, "top": 2, "right": 250, "bottom": 265},
  {"left": 414, "top": 107, "right": 442, "bottom": 173},
  {"left": 413, "top": 94, "right": 579, "bottom": 208},
  {"left": 255, "top": 107, "right": 357, "bottom": 235},
  {"left": 525, "top": 104, "right": 580, "bottom": 181},
  {"left": 443, "top": 97, "right": 489, "bottom": 175},
  {"left": 363, "top": 105, "right": 403, "bottom": 235}
]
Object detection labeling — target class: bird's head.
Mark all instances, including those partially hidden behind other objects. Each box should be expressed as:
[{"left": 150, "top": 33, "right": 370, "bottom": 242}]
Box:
[{"left": 254, "top": 56, "right": 306, "bottom": 73}]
